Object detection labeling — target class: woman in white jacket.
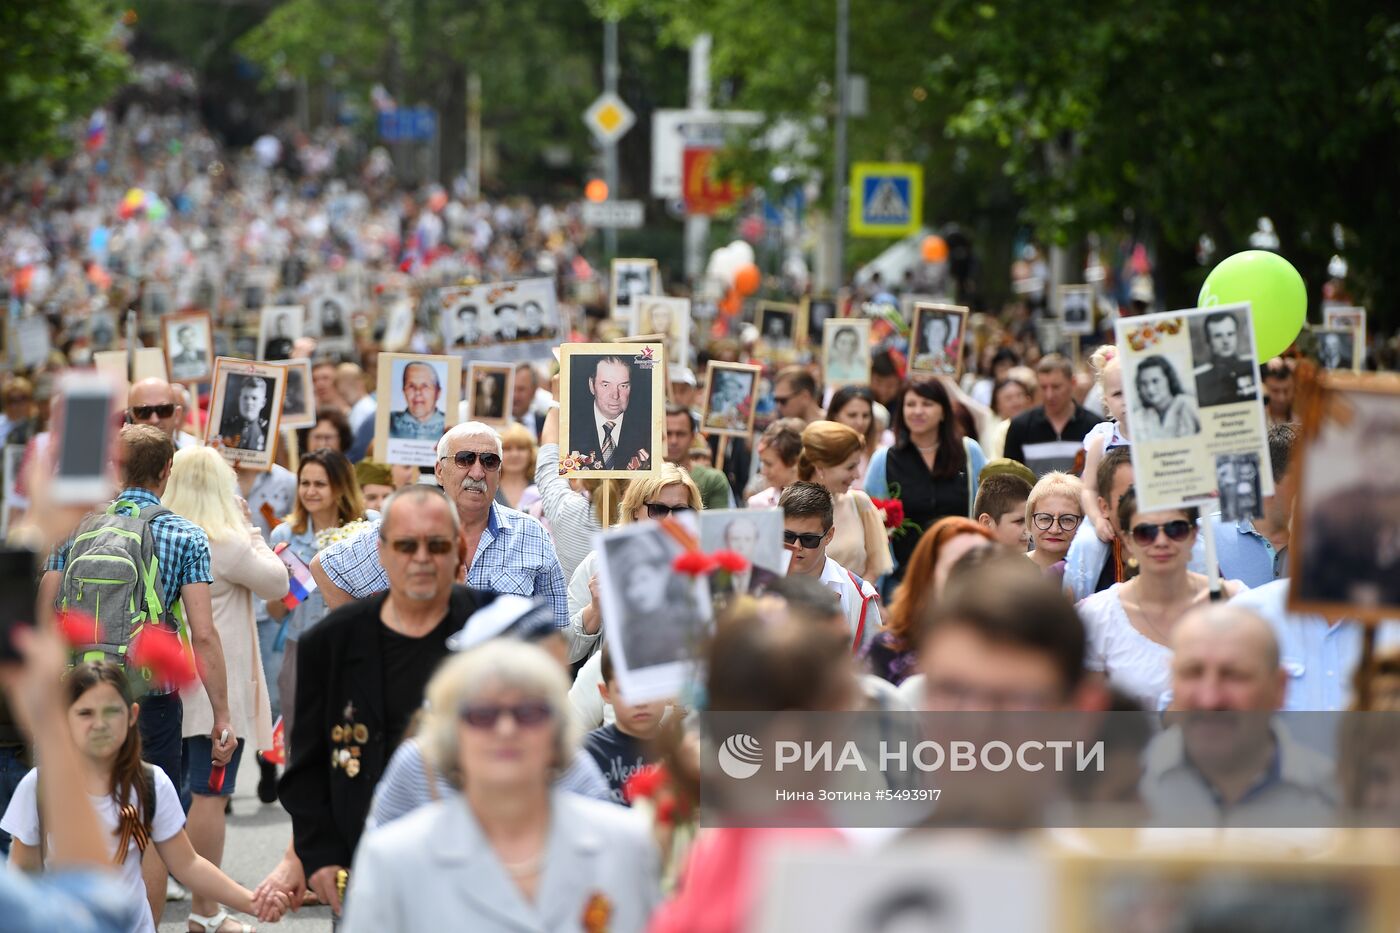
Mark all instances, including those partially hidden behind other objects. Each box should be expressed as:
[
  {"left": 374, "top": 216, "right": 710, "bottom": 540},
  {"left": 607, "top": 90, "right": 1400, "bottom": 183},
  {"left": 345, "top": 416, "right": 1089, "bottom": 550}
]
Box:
[{"left": 165, "top": 446, "right": 290, "bottom": 933}]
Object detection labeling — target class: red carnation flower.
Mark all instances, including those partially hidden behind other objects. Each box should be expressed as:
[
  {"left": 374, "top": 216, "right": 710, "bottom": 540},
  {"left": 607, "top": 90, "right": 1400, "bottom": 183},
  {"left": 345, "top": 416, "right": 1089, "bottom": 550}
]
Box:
[
  {"left": 130, "top": 628, "right": 197, "bottom": 688},
  {"left": 672, "top": 552, "right": 719, "bottom": 576},
  {"left": 713, "top": 549, "right": 750, "bottom": 573}
]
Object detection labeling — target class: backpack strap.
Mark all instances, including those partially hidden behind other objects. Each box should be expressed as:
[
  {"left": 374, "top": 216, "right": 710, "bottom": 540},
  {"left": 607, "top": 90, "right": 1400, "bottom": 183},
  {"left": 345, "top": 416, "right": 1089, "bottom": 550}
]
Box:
[{"left": 845, "top": 570, "right": 875, "bottom": 653}]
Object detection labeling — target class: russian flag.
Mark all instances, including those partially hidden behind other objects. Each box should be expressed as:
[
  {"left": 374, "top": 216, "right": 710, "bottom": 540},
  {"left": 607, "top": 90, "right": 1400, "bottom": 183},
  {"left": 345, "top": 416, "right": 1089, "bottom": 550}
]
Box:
[
  {"left": 281, "top": 573, "right": 317, "bottom": 611},
  {"left": 85, "top": 109, "right": 107, "bottom": 152}
]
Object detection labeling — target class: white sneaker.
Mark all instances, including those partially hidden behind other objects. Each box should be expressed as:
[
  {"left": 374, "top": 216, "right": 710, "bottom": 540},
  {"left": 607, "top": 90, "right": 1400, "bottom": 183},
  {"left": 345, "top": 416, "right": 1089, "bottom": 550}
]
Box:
[{"left": 166, "top": 876, "right": 189, "bottom": 901}]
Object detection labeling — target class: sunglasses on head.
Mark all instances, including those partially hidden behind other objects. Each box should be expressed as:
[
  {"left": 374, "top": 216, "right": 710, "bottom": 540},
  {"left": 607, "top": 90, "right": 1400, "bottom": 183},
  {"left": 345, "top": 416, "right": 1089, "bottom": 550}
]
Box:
[
  {"left": 644, "top": 502, "right": 693, "bottom": 519},
  {"left": 458, "top": 701, "right": 553, "bottom": 729},
  {"left": 1131, "top": 520, "right": 1194, "bottom": 546},
  {"left": 1032, "top": 512, "right": 1083, "bottom": 533},
  {"left": 379, "top": 534, "right": 457, "bottom": 556},
  {"left": 439, "top": 450, "right": 502, "bottom": 471},
  {"left": 129, "top": 404, "right": 176, "bottom": 420},
  {"left": 784, "top": 529, "right": 828, "bottom": 550}
]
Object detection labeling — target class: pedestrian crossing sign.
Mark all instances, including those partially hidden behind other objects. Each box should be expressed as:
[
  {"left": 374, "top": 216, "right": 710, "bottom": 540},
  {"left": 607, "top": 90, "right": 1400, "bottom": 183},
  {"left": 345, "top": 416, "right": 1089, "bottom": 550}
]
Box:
[{"left": 848, "top": 162, "right": 923, "bottom": 237}]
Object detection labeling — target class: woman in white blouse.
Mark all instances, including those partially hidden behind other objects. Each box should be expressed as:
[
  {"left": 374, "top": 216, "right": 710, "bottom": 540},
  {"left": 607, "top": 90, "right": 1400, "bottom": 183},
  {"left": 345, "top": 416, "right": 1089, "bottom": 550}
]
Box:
[{"left": 1077, "top": 488, "right": 1245, "bottom": 709}]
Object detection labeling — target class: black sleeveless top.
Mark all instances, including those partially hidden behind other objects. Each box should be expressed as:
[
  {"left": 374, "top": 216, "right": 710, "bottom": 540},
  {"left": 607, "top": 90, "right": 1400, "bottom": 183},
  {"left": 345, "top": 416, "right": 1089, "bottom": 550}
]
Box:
[{"left": 884, "top": 442, "right": 970, "bottom": 580}]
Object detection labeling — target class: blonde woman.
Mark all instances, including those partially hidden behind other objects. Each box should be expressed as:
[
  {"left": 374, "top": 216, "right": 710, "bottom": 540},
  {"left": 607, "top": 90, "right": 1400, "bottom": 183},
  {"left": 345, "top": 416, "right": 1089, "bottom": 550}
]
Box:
[
  {"left": 343, "top": 641, "right": 658, "bottom": 932},
  {"left": 163, "top": 446, "right": 290, "bottom": 933},
  {"left": 798, "top": 420, "right": 894, "bottom": 582},
  {"left": 1024, "top": 471, "right": 1085, "bottom": 577},
  {"left": 496, "top": 422, "right": 540, "bottom": 511}
]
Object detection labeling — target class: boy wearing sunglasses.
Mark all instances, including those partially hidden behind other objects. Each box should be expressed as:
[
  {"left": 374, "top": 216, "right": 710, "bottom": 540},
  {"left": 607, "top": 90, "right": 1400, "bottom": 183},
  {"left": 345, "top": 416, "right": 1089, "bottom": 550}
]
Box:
[{"left": 780, "top": 482, "right": 883, "bottom": 652}]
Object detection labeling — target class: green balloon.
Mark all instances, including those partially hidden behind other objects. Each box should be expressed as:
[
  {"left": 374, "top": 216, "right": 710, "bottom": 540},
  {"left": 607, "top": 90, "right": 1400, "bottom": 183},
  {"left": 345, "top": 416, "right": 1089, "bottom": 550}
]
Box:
[{"left": 1197, "top": 250, "right": 1306, "bottom": 361}]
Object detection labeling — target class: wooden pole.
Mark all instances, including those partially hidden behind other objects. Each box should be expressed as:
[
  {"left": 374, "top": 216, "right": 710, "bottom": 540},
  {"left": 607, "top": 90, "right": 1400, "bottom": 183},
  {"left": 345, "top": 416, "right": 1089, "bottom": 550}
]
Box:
[
  {"left": 1070, "top": 333, "right": 1081, "bottom": 370},
  {"left": 598, "top": 480, "right": 612, "bottom": 529},
  {"left": 714, "top": 434, "right": 728, "bottom": 473}
]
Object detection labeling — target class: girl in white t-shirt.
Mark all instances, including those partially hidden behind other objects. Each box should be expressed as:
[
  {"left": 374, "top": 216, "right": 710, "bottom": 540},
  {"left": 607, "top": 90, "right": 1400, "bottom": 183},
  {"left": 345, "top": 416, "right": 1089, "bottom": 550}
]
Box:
[{"left": 1, "top": 662, "right": 287, "bottom": 933}]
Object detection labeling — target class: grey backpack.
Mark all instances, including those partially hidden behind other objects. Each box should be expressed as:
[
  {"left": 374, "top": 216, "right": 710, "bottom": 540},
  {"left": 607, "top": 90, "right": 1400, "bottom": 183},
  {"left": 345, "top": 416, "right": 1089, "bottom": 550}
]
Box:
[{"left": 58, "top": 499, "right": 182, "bottom": 673}]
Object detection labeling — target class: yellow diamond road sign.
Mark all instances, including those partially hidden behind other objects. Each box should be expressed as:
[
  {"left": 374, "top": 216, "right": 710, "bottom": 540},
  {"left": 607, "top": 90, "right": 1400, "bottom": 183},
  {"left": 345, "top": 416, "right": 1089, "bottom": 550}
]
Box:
[{"left": 584, "top": 92, "right": 635, "bottom": 145}]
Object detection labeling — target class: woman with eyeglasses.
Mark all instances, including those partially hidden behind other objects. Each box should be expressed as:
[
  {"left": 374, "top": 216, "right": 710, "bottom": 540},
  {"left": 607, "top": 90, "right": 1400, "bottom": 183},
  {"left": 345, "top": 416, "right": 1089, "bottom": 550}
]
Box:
[
  {"left": 565, "top": 464, "right": 703, "bottom": 726},
  {"left": 1024, "top": 471, "right": 1084, "bottom": 577},
  {"left": 1076, "top": 487, "right": 1246, "bottom": 710},
  {"left": 267, "top": 449, "right": 376, "bottom": 745},
  {"left": 342, "top": 640, "right": 659, "bottom": 932}
]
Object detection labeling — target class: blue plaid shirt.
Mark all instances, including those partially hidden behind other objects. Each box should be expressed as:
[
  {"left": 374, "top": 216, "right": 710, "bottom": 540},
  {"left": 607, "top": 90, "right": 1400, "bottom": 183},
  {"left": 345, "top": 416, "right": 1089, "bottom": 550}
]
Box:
[
  {"left": 46, "top": 487, "right": 214, "bottom": 615},
  {"left": 319, "top": 502, "right": 569, "bottom": 628}
]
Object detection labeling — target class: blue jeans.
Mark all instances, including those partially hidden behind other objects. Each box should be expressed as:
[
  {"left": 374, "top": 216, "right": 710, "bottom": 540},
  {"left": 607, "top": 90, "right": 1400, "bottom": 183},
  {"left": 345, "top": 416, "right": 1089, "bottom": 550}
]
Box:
[
  {"left": 0, "top": 746, "right": 30, "bottom": 856},
  {"left": 137, "top": 691, "right": 183, "bottom": 791},
  {"left": 259, "top": 615, "right": 287, "bottom": 722}
]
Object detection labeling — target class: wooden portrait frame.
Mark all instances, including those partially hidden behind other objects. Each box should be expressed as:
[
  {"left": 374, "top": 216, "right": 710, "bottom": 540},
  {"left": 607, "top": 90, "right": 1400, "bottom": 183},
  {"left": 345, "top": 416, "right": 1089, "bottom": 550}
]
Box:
[
  {"left": 373, "top": 352, "right": 462, "bottom": 467},
  {"left": 699, "top": 360, "right": 762, "bottom": 439},
  {"left": 1323, "top": 305, "right": 1367, "bottom": 369},
  {"left": 558, "top": 342, "right": 665, "bottom": 478},
  {"left": 610, "top": 258, "right": 660, "bottom": 319},
  {"left": 161, "top": 311, "right": 214, "bottom": 385},
  {"left": 1287, "top": 370, "right": 1400, "bottom": 622},
  {"left": 277, "top": 358, "right": 316, "bottom": 430},
  {"left": 140, "top": 279, "right": 175, "bottom": 324},
  {"left": 756, "top": 300, "right": 805, "bottom": 350},
  {"left": 909, "top": 302, "right": 970, "bottom": 379},
  {"left": 821, "top": 317, "right": 873, "bottom": 390},
  {"left": 205, "top": 357, "right": 287, "bottom": 472},
  {"left": 466, "top": 361, "right": 515, "bottom": 429}
]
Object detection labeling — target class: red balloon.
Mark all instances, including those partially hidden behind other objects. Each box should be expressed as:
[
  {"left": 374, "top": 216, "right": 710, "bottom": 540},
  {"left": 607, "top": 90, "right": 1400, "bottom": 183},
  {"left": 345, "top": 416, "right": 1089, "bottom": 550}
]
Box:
[
  {"left": 921, "top": 235, "right": 948, "bottom": 263},
  {"left": 733, "top": 263, "right": 761, "bottom": 296},
  {"left": 118, "top": 202, "right": 136, "bottom": 220}
]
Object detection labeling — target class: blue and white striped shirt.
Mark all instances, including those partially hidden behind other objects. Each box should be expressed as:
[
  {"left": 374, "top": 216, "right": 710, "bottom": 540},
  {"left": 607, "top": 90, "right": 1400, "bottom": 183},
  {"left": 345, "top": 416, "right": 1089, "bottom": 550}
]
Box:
[{"left": 318, "top": 501, "right": 569, "bottom": 629}]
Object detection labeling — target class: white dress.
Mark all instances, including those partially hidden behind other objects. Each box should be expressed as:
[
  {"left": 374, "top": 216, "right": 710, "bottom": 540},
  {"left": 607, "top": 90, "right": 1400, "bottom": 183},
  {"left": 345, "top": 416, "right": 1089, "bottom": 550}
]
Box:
[{"left": 1077, "top": 583, "right": 1174, "bottom": 711}]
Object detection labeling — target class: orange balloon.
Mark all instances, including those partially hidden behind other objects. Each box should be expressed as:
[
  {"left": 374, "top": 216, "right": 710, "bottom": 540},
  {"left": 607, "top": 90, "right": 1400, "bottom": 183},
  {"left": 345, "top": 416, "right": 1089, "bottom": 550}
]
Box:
[
  {"left": 585, "top": 179, "right": 609, "bottom": 203},
  {"left": 921, "top": 235, "right": 948, "bottom": 263},
  {"left": 719, "top": 291, "right": 742, "bottom": 315},
  {"left": 733, "top": 262, "right": 761, "bottom": 296}
]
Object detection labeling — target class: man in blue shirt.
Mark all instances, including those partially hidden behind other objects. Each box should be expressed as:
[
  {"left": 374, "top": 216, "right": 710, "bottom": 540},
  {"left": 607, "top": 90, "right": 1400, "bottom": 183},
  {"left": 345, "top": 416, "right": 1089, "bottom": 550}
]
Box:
[{"left": 311, "top": 422, "right": 568, "bottom": 628}]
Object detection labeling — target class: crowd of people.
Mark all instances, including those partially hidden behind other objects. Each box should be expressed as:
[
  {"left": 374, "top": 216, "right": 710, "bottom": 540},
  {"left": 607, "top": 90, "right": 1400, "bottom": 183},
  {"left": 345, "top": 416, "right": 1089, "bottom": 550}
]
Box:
[{"left": 0, "top": 61, "right": 1394, "bottom": 933}]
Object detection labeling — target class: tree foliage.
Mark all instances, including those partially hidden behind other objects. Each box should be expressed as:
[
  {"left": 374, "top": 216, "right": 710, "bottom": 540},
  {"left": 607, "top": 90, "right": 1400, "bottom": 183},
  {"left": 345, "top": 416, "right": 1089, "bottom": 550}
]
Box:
[
  {"left": 620, "top": 0, "right": 1400, "bottom": 322},
  {"left": 0, "top": 0, "right": 129, "bottom": 163}
]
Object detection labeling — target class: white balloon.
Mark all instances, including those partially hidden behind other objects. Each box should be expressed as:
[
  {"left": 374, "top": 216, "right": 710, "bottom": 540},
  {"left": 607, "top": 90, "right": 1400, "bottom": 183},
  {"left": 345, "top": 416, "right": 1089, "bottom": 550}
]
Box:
[
  {"left": 728, "top": 240, "right": 755, "bottom": 267},
  {"left": 709, "top": 245, "right": 743, "bottom": 287}
]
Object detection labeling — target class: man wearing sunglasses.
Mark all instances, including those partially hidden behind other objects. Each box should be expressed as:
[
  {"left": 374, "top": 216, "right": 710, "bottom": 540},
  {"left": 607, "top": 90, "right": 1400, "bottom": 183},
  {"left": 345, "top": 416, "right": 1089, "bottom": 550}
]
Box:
[
  {"left": 127, "top": 377, "right": 199, "bottom": 449},
  {"left": 278, "top": 484, "right": 494, "bottom": 917},
  {"left": 310, "top": 421, "right": 568, "bottom": 629},
  {"left": 779, "top": 482, "right": 883, "bottom": 652}
]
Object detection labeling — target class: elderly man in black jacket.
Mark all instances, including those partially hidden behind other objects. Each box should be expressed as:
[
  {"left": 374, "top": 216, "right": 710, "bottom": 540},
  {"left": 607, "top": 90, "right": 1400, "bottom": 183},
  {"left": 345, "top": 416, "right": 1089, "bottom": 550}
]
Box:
[{"left": 269, "top": 485, "right": 492, "bottom": 916}]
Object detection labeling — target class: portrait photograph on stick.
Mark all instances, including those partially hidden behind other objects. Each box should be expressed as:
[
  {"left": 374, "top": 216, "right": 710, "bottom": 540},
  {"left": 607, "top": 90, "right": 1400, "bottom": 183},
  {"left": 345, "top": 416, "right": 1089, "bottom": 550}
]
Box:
[
  {"left": 466, "top": 361, "right": 514, "bottom": 428},
  {"left": 821, "top": 317, "right": 873, "bottom": 389},
  {"left": 277, "top": 357, "right": 316, "bottom": 429},
  {"left": 558, "top": 342, "right": 664, "bottom": 478},
  {"left": 1057, "top": 284, "right": 1095, "bottom": 337},
  {"left": 1322, "top": 305, "right": 1367, "bottom": 368},
  {"left": 1116, "top": 303, "right": 1272, "bottom": 512},
  {"left": 595, "top": 520, "right": 711, "bottom": 704},
  {"left": 610, "top": 258, "right": 659, "bottom": 319},
  {"left": 256, "top": 304, "right": 304, "bottom": 362},
  {"left": 700, "top": 361, "right": 761, "bottom": 437},
  {"left": 698, "top": 507, "right": 786, "bottom": 598},
  {"left": 1289, "top": 371, "right": 1400, "bottom": 621},
  {"left": 909, "top": 302, "right": 969, "bottom": 377},
  {"left": 205, "top": 357, "right": 286, "bottom": 471},
  {"left": 161, "top": 311, "right": 213, "bottom": 384},
  {"left": 757, "top": 301, "right": 802, "bottom": 350},
  {"left": 632, "top": 294, "right": 691, "bottom": 374},
  {"left": 1311, "top": 326, "right": 1359, "bottom": 372},
  {"left": 374, "top": 352, "right": 462, "bottom": 467}
]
